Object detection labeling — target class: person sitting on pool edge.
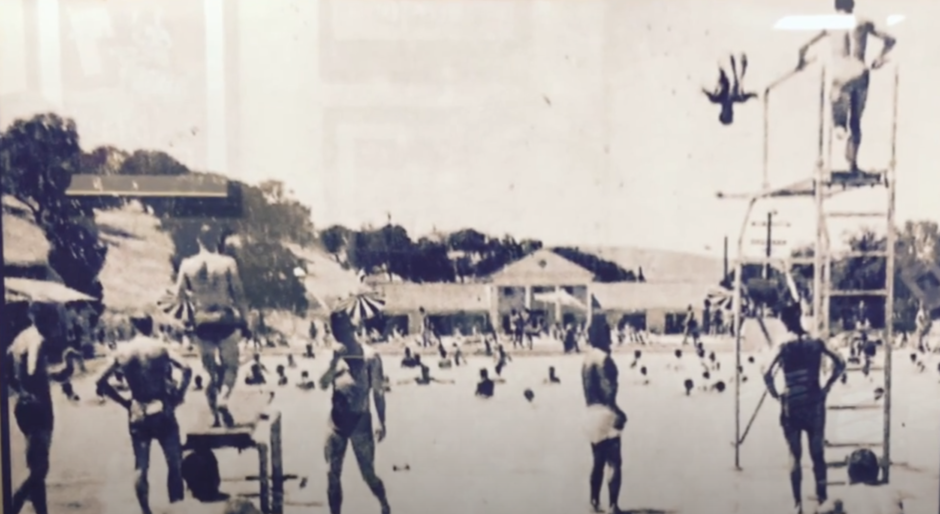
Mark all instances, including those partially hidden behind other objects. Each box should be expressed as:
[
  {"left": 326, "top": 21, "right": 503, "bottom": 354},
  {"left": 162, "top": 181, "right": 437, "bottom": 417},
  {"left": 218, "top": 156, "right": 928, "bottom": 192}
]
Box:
[{"left": 815, "top": 448, "right": 904, "bottom": 514}]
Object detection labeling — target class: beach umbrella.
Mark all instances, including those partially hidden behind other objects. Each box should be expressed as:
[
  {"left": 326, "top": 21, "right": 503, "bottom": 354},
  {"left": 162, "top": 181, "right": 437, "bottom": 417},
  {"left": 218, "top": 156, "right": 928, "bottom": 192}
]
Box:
[
  {"left": 157, "top": 288, "right": 195, "bottom": 325},
  {"left": 334, "top": 292, "right": 385, "bottom": 326},
  {"left": 4, "top": 277, "right": 95, "bottom": 304},
  {"left": 707, "top": 286, "right": 751, "bottom": 311}
]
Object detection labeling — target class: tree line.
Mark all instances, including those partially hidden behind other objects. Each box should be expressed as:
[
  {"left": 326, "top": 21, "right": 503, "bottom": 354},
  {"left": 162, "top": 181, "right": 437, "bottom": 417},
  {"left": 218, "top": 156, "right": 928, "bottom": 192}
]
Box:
[{"left": 317, "top": 225, "right": 642, "bottom": 283}]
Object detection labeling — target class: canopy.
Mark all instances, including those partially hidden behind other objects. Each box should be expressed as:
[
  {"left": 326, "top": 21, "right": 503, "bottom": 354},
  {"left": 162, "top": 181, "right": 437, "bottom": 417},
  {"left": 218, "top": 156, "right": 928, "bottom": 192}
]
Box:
[
  {"left": 4, "top": 277, "right": 95, "bottom": 304},
  {"left": 533, "top": 289, "right": 587, "bottom": 310}
]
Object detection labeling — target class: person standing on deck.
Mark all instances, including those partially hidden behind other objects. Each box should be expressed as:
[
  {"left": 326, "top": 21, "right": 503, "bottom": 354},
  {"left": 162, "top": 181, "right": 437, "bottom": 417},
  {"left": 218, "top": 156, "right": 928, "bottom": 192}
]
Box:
[
  {"left": 764, "top": 303, "right": 847, "bottom": 513},
  {"left": 319, "top": 310, "right": 391, "bottom": 514},
  {"left": 915, "top": 303, "right": 931, "bottom": 352},
  {"left": 8, "top": 303, "right": 83, "bottom": 514},
  {"left": 796, "top": 0, "right": 897, "bottom": 174},
  {"left": 95, "top": 313, "right": 192, "bottom": 514},
  {"left": 582, "top": 317, "right": 626, "bottom": 514},
  {"left": 174, "top": 225, "right": 250, "bottom": 427}
]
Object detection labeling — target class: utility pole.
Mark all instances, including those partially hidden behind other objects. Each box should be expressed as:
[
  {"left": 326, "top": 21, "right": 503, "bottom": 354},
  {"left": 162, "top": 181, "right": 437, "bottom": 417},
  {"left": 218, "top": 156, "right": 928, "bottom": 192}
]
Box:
[
  {"left": 750, "top": 210, "right": 790, "bottom": 279},
  {"left": 723, "top": 235, "right": 729, "bottom": 283}
]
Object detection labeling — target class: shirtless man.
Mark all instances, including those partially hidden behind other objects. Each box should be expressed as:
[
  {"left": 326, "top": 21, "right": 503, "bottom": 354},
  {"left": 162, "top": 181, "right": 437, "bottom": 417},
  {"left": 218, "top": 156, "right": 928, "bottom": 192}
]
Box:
[
  {"left": 318, "top": 310, "right": 391, "bottom": 514},
  {"left": 796, "top": 0, "right": 896, "bottom": 174},
  {"left": 8, "top": 302, "right": 82, "bottom": 514},
  {"left": 95, "top": 313, "right": 192, "bottom": 514},
  {"left": 582, "top": 318, "right": 626, "bottom": 514},
  {"left": 174, "top": 224, "right": 249, "bottom": 427},
  {"left": 764, "top": 303, "right": 847, "bottom": 513},
  {"left": 815, "top": 449, "right": 904, "bottom": 514}
]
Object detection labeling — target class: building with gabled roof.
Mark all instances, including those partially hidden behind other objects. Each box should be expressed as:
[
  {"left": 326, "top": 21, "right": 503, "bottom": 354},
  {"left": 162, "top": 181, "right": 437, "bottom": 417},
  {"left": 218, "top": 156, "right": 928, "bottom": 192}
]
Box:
[{"left": 374, "top": 248, "right": 713, "bottom": 336}]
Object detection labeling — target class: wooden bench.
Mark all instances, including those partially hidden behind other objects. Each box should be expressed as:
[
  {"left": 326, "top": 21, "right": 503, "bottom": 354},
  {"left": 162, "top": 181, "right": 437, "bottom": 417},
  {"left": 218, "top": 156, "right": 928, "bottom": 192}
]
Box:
[{"left": 182, "top": 392, "right": 286, "bottom": 514}]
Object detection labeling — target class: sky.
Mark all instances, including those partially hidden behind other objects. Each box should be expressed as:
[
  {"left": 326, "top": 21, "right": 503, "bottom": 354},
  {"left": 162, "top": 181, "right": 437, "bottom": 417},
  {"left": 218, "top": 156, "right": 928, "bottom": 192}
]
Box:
[{"left": 2, "top": 0, "right": 939, "bottom": 260}]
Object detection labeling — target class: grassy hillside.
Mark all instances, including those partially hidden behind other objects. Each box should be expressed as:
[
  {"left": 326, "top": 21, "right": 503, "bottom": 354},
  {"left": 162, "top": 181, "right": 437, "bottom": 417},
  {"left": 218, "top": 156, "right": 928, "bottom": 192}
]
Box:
[
  {"left": 573, "top": 245, "right": 723, "bottom": 284},
  {"left": 95, "top": 204, "right": 176, "bottom": 312}
]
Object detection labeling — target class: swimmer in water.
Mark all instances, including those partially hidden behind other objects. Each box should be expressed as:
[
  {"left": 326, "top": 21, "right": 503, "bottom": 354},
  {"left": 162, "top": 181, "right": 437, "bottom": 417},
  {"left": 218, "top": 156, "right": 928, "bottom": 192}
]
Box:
[
  {"left": 398, "top": 364, "right": 454, "bottom": 386},
  {"left": 400, "top": 347, "right": 419, "bottom": 368},
  {"left": 545, "top": 366, "right": 561, "bottom": 384},
  {"left": 475, "top": 368, "right": 495, "bottom": 398},
  {"left": 95, "top": 313, "right": 192, "bottom": 514},
  {"left": 275, "top": 365, "right": 288, "bottom": 386},
  {"left": 318, "top": 311, "right": 391, "bottom": 514},
  {"left": 764, "top": 303, "right": 847, "bottom": 513},
  {"left": 245, "top": 354, "right": 267, "bottom": 386},
  {"left": 297, "top": 371, "right": 316, "bottom": 391},
  {"left": 8, "top": 302, "right": 83, "bottom": 514},
  {"left": 582, "top": 317, "right": 626, "bottom": 514},
  {"left": 815, "top": 449, "right": 904, "bottom": 514},
  {"left": 796, "top": 0, "right": 896, "bottom": 174},
  {"left": 174, "top": 224, "right": 250, "bottom": 427}
]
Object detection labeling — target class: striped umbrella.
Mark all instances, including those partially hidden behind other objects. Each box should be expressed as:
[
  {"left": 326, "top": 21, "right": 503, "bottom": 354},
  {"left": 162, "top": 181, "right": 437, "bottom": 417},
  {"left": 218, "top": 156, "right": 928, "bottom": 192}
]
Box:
[
  {"left": 157, "top": 289, "right": 195, "bottom": 325},
  {"left": 335, "top": 292, "right": 385, "bottom": 326},
  {"left": 707, "top": 286, "right": 751, "bottom": 311}
]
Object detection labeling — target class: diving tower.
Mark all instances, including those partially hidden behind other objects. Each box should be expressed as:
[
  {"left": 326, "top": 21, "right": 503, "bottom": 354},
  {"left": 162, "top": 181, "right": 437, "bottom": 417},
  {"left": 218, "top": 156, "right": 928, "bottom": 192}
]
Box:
[{"left": 719, "top": 61, "right": 899, "bottom": 485}]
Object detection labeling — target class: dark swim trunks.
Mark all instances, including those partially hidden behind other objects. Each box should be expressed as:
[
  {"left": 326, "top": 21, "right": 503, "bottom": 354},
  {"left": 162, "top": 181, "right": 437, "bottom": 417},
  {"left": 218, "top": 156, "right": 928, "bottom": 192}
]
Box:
[
  {"left": 329, "top": 409, "right": 372, "bottom": 439},
  {"left": 129, "top": 402, "right": 180, "bottom": 442},
  {"left": 15, "top": 399, "right": 54, "bottom": 434},
  {"left": 780, "top": 396, "right": 826, "bottom": 434},
  {"left": 194, "top": 307, "right": 243, "bottom": 342}
]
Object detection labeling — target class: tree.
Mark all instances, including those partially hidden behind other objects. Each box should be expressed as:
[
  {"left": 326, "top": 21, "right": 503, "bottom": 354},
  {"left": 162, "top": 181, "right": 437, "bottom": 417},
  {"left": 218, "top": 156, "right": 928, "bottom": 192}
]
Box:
[
  {"left": 447, "top": 228, "right": 488, "bottom": 254},
  {"left": 552, "top": 247, "right": 637, "bottom": 282},
  {"left": 0, "top": 113, "right": 108, "bottom": 331},
  {"left": 320, "top": 225, "right": 350, "bottom": 263},
  {"left": 119, "top": 149, "right": 189, "bottom": 176},
  {"left": 1, "top": 113, "right": 81, "bottom": 224}
]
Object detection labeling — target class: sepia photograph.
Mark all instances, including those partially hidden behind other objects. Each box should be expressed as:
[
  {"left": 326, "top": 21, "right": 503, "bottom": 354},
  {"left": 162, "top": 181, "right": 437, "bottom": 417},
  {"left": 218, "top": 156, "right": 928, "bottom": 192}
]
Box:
[{"left": 1, "top": 0, "right": 939, "bottom": 513}]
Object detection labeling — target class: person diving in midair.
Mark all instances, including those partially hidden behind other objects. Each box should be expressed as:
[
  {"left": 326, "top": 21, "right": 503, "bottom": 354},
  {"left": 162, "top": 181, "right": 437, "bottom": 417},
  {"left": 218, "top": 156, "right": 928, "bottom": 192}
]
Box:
[{"left": 703, "top": 53, "right": 758, "bottom": 125}]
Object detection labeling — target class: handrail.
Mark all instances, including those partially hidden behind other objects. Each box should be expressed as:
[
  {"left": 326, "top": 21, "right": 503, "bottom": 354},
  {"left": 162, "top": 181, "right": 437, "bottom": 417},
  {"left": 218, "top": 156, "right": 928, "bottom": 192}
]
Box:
[{"left": 762, "top": 56, "right": 819, "bottom": 188}]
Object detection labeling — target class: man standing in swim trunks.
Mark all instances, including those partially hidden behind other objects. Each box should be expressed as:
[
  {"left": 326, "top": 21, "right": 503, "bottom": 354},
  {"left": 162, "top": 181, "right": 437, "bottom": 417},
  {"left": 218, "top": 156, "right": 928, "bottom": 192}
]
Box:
[
  {"left": 319, "top": 310, "right": 391, "bottom": 514},
  {"left": 796, "top": 0, "right": 896, "bottom": 174},
  {"left": 582, "top": 317, "right": 626, "bottom": 514},
  {"left": 8, "top": 302, "right": 82, "bottom": 514},
  {"left": 764, "top": 303, "right": 847, "bottom": 513},
  {"left": 175, "top": 225, "right": 249, "bottom": 427},
  {"left": 95, "top": 313, "right": 193, "bottom": 514}
]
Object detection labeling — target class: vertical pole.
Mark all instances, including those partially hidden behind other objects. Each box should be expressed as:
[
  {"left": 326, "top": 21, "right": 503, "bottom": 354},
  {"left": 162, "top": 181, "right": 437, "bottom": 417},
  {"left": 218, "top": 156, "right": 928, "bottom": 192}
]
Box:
[
  {"left": 883, "top": 64, "right": 899, "bottom": 484},
  {"left": 724, "top": 236, "right": 729, "bottom": 282},
  {"left": 733, "top": 259, "right": 744, "bottom": 470},
  {"left": 271, "top": 413, "right": 284, "bottom": 514},
  {"left": 258, "top": 443, "right": 270, "bottom": 514},
  {"left": 813, "top": 66, "right": 827, "bottom": 338},
  {"left": 764, "top": 212, "right": 773, "bottom": 279},
  {"left": 762, "top": 89, "right": 771, "bottom": 189}
]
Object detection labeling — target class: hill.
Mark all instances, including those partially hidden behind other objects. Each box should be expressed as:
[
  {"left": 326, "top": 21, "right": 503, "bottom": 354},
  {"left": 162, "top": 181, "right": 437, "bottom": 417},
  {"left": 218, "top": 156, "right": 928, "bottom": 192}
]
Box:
[
  {"left": 95, "top": 204, "right": 175, "bottom": 312},
  {"left": 572, "top": 245, "right": 723, "bottom": 284}
]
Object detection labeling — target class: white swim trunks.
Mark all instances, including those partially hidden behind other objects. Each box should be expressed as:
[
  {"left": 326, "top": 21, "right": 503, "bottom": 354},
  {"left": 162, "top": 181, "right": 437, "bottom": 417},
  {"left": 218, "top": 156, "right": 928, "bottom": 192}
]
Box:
[{"left": 584, "top": 404, "right": 624, "bottom": 444}]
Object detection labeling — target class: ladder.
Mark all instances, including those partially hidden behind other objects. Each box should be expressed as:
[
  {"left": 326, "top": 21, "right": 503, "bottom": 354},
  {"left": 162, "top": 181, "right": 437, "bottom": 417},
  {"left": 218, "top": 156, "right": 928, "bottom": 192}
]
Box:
[{"left": 812, "top": 64, "right": 900, "bottom": 486}]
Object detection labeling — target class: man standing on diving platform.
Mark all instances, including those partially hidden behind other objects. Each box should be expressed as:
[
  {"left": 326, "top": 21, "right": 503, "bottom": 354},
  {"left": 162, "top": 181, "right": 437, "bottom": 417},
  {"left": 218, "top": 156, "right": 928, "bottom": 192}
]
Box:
[
  {"left": 174, "top": 225, "right": 250, "bottom": 427},
  {"left": 796, "top": 0, "right": 896, "bottom": 176}
]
